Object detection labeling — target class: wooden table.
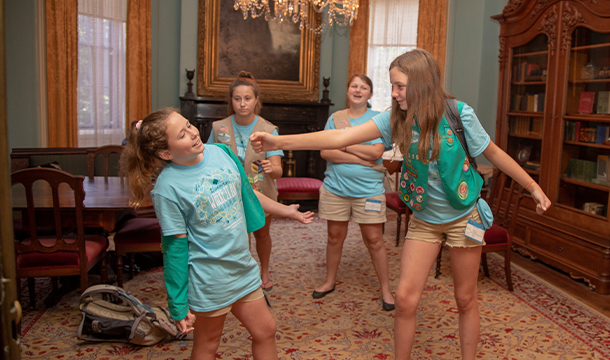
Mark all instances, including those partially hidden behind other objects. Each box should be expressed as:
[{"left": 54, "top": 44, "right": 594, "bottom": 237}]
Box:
[{"left": 11, "top": 177, "right": 153, "bottom": 232}]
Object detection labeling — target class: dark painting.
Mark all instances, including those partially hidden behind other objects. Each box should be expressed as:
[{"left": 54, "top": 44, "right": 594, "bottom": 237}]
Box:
[{"left": 218, "top": 1, "right": 301, "bottom": 81}]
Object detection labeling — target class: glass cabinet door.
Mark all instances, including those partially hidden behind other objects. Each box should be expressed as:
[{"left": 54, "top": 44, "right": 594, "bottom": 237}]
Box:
[
  {"left": 507, "top": 34, "right": 549, "bottom": 183},
  {"left": 559, "top": 26, "right": 610, "bottom": 218}
]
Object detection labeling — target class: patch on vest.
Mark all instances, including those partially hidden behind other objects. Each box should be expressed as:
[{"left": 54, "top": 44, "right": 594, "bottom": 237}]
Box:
[
  {"left": 217, "top": 131, "right": 231, "bottom": 143},
  {"left": 403, "top": 193, "right": 410, "bottom": 202},
  {"left": 462, "top": 157, "right": 470, "bottom": 172},
  {"left": 458, "top": 181, "right": 468, "bottom": 200}
]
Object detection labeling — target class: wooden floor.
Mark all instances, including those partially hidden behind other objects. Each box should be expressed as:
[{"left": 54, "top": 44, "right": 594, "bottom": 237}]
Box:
[{"left": 507, "top": 251, "right": 610, "bottom": 318}]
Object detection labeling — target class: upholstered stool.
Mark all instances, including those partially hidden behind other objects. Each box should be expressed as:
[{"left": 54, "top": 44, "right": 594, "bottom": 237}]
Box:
[
  {"left": 276, "top": 177, "right": 323, "bottom": 201},
  {"left": 113, "top": 218, "right": 162, "bottom": 287}
]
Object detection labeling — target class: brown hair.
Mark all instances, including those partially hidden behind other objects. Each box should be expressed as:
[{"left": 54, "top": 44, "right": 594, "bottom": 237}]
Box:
[
  {"left": 389, "top": 49, "right": 453, "bottom": 164},
  {"left": 346, "top": 73, "right": 373, "bottom": 94},
  {"left": 120, "top": 107, "right": 177, "bottom": 208},
  {"left": 227, "top": 71, "right": 262, "bottom": 116}
]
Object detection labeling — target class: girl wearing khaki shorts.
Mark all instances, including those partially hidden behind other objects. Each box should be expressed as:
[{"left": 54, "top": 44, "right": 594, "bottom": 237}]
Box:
[
  {"left": 250, "top": 49, "right": 551, "bottom": 360},
  {"left": 312, "top": 74, "right": 395, "bottom": 311}
]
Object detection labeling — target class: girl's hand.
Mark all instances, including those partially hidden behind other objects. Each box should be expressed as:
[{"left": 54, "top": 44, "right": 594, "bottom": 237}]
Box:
[
  {"left": 286, "top": 204, "right": 314, "bottom": 224},
  {"left": 250, "top": 132, "right": 279, "bottom": 153},
  {"left": 175, "top": 311, "right": 195, "bottom": 334},
  {"left": 257, "top": 159, "right": 274, "bottom": 174},
  {"left": 529, "top": 186, "right": 551, "bottom": 215}
]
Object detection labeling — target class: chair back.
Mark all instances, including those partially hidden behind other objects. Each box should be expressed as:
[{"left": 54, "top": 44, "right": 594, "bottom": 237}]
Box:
[
  {"left": 488, "top": 170, "right": 525, "bottom": 234},
  {"left": 12, "top": 168, "right": 87, "bottom": 262},
  {"left": 87, "top": 145, "right": 123, "bottom": 181}
]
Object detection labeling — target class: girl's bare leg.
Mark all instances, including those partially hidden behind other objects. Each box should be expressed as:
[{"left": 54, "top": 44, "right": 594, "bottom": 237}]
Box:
[
  {"left": 359, "top": 223, "right": 394, "bottom": 304},
  {"left": 191, "top": 313, "right": 227, "bottom": 360},
  {"left": 315, "top": 220, "right": 349, "bottom": 292},
  {"left": 447, "top": 246, "right": 483, "bottom": 360},
  {"left": 232, "top": 297, "right": 278, "bottom": 359},
  {"left": 394, "top": 240, "right": 441, "bottom": 360}
]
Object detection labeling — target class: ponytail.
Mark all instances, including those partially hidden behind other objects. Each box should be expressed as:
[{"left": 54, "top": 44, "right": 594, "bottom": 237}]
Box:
[{"left": 120, "top": 108, "right": 176, "bottom": 208}]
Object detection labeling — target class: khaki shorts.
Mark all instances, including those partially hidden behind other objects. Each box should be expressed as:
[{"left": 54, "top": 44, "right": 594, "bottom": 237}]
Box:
[
  {"left": 318, "top": 186, "right": 387, "bottom": 224},
  {"left": 191, "top": 287, "right": 264, "bottom": 317},
  {"left": 405, "top": 207, "right": 485, "bottom": 248}
]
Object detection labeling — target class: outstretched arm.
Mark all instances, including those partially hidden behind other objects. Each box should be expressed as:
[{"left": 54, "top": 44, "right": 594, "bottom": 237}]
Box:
[
  {"left": 482, "top": 141, "right": 551, "bottom": 214},
  {"left": 250, "top": 119, "right": 382, "bottom": 152},
  {"left": 254, "top": 191, "right": 314, "bottom": 223}
]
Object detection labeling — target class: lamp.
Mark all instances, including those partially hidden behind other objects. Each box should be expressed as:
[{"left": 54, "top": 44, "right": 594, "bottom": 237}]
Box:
[{"left": 234, "top": 0, "right": 359, "bottom": 34}]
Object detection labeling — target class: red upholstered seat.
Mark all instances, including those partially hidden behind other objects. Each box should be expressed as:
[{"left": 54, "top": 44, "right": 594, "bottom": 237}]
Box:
[
  {"left": 483, "top": 224, "right": 509, "bottom": 245},
  {"left": 16, "top": 236, "right": 108, "bottom": 270},
  {"left": 385, "top": 191, "right": 406, "bottom": 209},
  {"left": 276, "top": 177, "right": 323, "bottom": 201},
  {"left": 113, "top": 217, "right": 162, "bottom": 287}
]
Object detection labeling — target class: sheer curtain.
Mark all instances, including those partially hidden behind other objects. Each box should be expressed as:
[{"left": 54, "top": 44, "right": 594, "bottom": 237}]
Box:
[
  {"left": 367, "top": 0, "right": 419, "bottom": 112},
  {"left": 77, "top": 0, "right": 127, "bottom": 147}
]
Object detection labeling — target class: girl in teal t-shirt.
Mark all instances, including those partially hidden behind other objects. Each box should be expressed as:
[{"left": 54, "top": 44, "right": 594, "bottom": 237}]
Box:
[
  {"left": 313, "top": 74, "right": 395, "bottom": 311},
  {"left": 249, "top": 49, "right": 552, "bottom": 360},
  {"left": 121, "top": 108, "right": 312, "bottom": 360}
]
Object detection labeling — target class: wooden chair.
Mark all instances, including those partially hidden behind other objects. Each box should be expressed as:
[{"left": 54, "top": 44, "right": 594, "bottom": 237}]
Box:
[
  {"left": 113, "top": 218, "right": 162, "bottom": 287},
  {"left": 385, "top": 192, "right": 412, "bottom": 247},
  {"left": 12, "top": 168, "right": 108, "bottom": 307},
  {"left": 86, "top": 145, "right": 123, "bottom": 181},
  {"left": 382, "top": 158, "right": 412, "bottom": 247},
  {"left": 434, "top": 171, "right": 524, "bottom": 291}
]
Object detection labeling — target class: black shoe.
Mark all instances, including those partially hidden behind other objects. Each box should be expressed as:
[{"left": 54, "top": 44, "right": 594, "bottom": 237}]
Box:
[
  {"left": 382, "top": 300, "right": 395, "bottom": 311},
  {"left": 312, "top": 287, "right": 335, "bottom": 299}
]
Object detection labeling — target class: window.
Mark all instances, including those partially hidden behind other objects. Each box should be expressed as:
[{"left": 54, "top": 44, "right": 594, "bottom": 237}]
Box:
[
  {"left": 77, "top": 0, "right": 127, "bottom": 147},
  {"left": 367, "top": 0, "right": 419, "bottom": 112}
]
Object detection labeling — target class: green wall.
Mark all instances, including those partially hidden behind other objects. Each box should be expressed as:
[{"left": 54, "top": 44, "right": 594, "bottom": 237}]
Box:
[
  {"left": 151, "top": 0, "right": 181, "bottom": 110},
  {"left": 4, "top": 0, "right": 507, "bottom": 150},
  {"left": 5, "top": 0, "right": 39, "bottom": 151},
  {"left": 445, "top": 0, "right": 507, "bottom": 164}
]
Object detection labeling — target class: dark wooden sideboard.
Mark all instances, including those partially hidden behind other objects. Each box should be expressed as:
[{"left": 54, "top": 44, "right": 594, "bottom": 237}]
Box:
[{"left": 180, "top": 96, "right": 333, "bottom": 180}]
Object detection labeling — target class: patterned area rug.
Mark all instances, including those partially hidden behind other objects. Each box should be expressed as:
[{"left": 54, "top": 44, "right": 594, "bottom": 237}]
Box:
[{"left": 20, "top": 215, "right": 610, "bottom": 359}]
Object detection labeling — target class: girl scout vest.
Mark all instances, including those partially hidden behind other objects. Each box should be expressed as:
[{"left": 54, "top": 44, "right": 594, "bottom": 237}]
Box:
[
  {"left": 332, "top": 109, "right": 387, "bottom": 174},
  {"left": 397, "top": 101, "right": 483, "bottom": 212},
  {"left": 212, "top": 116, "right": 279, "bottom": 202}
]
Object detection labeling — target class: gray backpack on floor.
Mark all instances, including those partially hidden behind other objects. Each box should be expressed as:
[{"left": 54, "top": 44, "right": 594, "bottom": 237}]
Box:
[{"left": 78, "top": 284, "right": 189, "bottom": 346}]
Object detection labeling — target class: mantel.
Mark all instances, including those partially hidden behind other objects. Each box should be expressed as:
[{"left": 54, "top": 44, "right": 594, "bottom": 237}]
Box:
[{"left": 179, "top": 96, "right": 334, "bottom": 180}]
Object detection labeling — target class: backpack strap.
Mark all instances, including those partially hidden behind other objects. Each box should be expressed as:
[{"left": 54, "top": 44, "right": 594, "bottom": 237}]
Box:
[{"left": 444, "top": 99, "right": 477, "bottom": 170}]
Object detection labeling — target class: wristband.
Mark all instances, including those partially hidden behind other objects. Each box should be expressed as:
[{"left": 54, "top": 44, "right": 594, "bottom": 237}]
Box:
[{"left": 525, "top": 180, "right": 535, "bottom": 191}]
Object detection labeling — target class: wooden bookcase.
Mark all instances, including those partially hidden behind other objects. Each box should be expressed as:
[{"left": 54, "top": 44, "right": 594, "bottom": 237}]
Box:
[{"left": 493, "top": 0, "right": 610, "bottom": 294}]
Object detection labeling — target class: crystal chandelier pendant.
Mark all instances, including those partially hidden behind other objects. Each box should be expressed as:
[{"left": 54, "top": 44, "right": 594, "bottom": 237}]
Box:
[{"left": 233, "top": 0, "right": 359, "bottom": 34}]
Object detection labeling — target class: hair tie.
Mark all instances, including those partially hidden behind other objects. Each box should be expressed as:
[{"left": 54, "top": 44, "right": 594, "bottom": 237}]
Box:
[{"left": 135, "top": 120, "right": 143, "bottom": 130}]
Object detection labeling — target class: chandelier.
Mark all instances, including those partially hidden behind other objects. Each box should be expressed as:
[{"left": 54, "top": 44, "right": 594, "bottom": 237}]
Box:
[{"left": 233, "top": 0, "right": 359, "bottom": 34}]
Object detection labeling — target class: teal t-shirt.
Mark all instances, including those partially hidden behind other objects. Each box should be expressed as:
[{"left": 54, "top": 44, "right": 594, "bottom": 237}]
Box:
[
  {"left": 207, "top": 115, "right": 283, "bottom": 164},
  {"left": 150, "top": 144, "right": 262, "bottom": 312},
  {"left": 322, "top": 108, "right": 384, "bottom": 198},
  {"left": 372, "top": 104, "right": 491, "bottom": 224}
]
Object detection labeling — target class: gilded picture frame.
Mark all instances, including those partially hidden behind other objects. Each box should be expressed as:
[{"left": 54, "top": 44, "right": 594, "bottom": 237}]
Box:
[{"left": 197, "top": 0, "right": 321, "bottom": 102}]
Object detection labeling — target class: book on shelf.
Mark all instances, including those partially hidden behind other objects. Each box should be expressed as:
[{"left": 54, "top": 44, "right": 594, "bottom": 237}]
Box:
[
  {"left": 512, "top": 62, "right": 544, "bottom": 82},
  {"left": 579, "top": 127, "right": 597, "bottom": 143},
  {"left": 583, "top": 202, "right": 605, "bottom": 216},
  {"left": 598, "top": 155, "right": 609, "bottom": 182},
  {"left": 565, "top": 158, "right": 597, "bottom": 182},
  {"left": 596, "top": 125, "right": 609, "bottom": 144},
  {"left": 574, "top": 121, "right": 581, "bottom": 141},
  {"left": 597, "top": 91, "right": 610, "bottom": 115},
  {"left": 578, "top": 91, "right": 595, "bottom": 114},
  {"left": 523, "top": 160, "right": 541, "bottom": 171}
]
